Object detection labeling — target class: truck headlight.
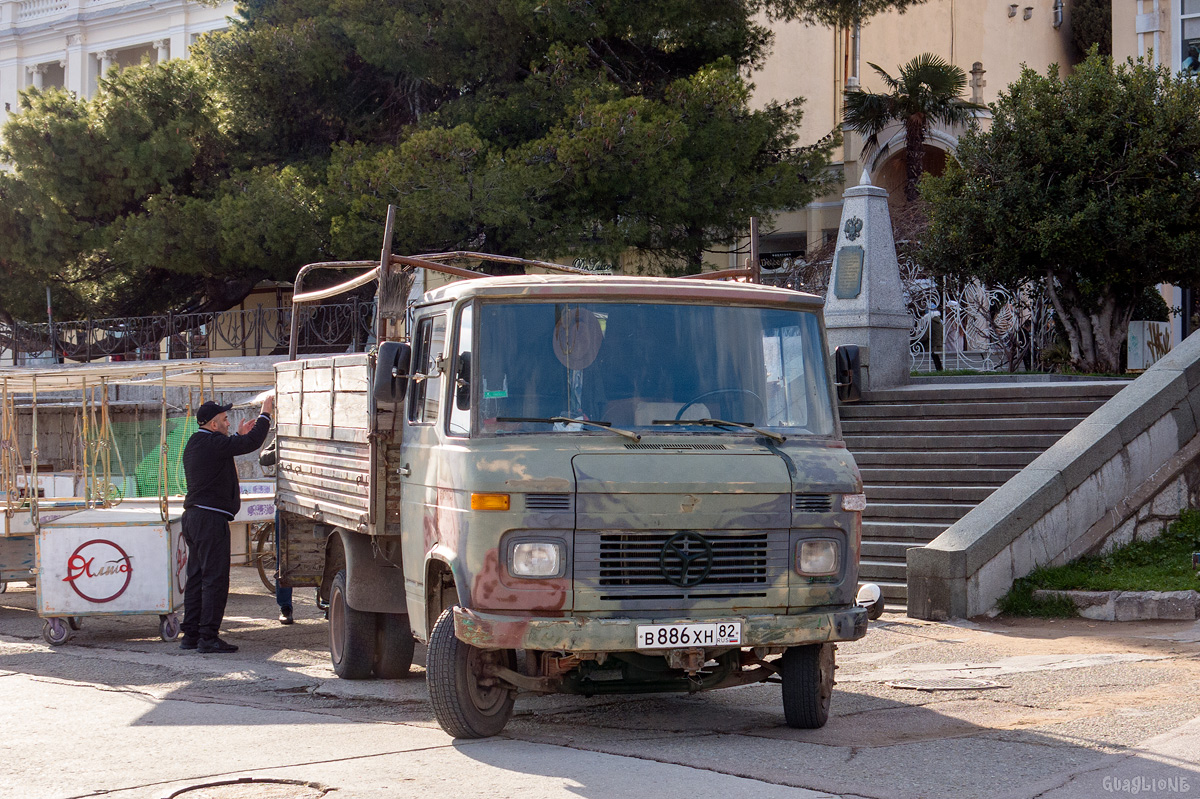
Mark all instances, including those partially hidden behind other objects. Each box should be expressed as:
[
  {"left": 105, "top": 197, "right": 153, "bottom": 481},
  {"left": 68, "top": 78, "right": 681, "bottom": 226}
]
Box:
[
  {"left": 796, "top": 539, "right": 839, "bottom": 576},
  {"left": 509, "top": 541, "right": 563, "bottom": 578}
]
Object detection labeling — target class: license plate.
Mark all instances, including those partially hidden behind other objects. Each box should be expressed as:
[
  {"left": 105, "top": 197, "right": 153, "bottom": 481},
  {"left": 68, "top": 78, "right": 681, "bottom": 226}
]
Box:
[{"left": 636, "top": 622, "right": 742, "bottom": 649}]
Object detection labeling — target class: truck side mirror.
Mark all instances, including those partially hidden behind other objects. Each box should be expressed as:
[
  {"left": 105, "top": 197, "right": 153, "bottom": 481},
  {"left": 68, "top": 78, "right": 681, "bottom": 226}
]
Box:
[
  {"left": 834, "top": 345, "right": 861, "bottom": 403},
  {"left": 455, "top": 352, "right": 471, "bottom": 410},
  {"left": 373, "top": 341, "right": 412, "bottom": 404}
]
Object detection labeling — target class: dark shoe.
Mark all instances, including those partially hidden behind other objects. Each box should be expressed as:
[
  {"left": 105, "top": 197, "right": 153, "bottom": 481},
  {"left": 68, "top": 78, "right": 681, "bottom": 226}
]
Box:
[
  {"left": 179, "top": 635, "right": 199, "bottom": 651},
  {"left": 278, "top": 606, "right": 294, "bottom": 625},
  {"left": 197, "top": 637, "right": 238, "bottom": 654}
]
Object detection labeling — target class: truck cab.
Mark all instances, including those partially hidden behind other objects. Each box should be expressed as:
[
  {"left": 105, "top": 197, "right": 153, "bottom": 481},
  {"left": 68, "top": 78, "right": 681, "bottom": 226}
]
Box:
[{"left": 276, "top": 270, "right": 871, "bottom": 738}]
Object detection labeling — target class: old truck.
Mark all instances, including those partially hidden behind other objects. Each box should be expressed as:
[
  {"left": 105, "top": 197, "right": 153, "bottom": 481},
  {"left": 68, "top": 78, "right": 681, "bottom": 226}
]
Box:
[{"left": 273, "top": 240, "right": 877, "bottom": 738}]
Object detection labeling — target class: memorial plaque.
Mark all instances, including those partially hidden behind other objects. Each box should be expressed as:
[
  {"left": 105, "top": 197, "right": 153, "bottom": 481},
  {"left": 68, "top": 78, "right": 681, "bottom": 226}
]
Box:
[{"left": 834, "top": 246, "right": 864, "bottom": 299}]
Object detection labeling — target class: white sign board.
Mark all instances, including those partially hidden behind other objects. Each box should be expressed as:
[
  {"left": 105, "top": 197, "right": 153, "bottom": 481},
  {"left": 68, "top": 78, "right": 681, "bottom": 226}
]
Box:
[{"left": 1128, "top": 321, "right": 1171, "bottom": 371}]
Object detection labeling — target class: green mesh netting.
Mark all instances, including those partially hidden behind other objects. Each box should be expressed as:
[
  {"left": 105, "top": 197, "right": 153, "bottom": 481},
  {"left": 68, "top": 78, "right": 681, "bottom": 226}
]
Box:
[
  {"left": 84, "top": 416, "right": 195, "bottom": 499},
  {"left": 133, "top": 417, "right": 195, "bottom": 497}
]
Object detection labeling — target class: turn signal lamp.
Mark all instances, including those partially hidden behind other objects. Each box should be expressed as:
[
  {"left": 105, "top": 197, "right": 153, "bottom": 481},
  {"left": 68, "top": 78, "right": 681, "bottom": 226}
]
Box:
[
  {"left": 842, "top": 493, "right": 867, "bottom": 512},
  {"left": 470, "top": 492, "right": 511, "bottom": 511}
]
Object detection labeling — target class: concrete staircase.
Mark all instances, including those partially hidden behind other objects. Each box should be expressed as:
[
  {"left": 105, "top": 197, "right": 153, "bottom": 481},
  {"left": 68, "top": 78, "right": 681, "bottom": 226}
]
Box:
[{"left": 840, "top": 379, "right": 1128, "bottom": 606}]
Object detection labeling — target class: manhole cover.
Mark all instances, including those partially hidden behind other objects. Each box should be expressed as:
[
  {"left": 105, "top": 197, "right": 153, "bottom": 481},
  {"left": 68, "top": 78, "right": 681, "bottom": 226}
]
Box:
[
  {"left": 165, "top": 778, "right": 330, "bottom": 799},
  {"left": 886, "top": 677, "right": 1006, "bottom": 691}
]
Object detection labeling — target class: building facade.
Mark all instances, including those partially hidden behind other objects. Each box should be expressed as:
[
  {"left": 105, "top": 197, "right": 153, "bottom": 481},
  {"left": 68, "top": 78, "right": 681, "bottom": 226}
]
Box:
[
  {"left": 0, "top": 0, "right": 235, "bottom": 126},
  {"left": 743, "top": 0, "right": 1077, "bottom": 268}
]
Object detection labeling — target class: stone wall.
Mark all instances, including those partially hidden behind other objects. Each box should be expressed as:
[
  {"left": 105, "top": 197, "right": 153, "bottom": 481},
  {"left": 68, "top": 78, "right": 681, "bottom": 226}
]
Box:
[{"left": 907, "top": 331, "right": 1200, "bottom": 620}]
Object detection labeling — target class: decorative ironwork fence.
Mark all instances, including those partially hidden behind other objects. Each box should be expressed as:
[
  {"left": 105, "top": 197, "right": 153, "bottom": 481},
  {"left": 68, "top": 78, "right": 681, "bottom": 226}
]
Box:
[
  {"left": 0, "top": 301, "right": 376, "bottom": 366},
  {"left": 769, "top": 250, "right": 1058, "bottom": 374}
]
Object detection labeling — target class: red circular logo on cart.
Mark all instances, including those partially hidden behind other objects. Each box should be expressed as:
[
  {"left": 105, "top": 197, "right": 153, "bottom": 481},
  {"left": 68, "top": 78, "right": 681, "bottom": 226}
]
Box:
[
  {"left": 62, "top": 539, "right": 133, "bottom": 603},
  {"left": 175, "top": 536, "right": 188, "bottom": 592}
]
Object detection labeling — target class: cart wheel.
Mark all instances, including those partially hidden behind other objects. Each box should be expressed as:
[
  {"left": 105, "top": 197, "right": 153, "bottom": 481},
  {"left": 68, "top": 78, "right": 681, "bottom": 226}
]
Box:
[
  {"left": 252, "top": 522, "right": 277, "bottom": 594},
  {"left": 159, "top": 613, "right": 181, "bottom": 642},
  {"left": 42, "top": 618, "right": 71, "bottom": 646},
  {"left": 67, "top": 616, "right": 82, "bottom": 631}
]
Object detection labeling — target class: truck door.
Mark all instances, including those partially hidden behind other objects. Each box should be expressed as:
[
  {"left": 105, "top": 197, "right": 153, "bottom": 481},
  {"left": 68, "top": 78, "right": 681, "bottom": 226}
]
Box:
[{"left": 399, "top": 309, "right": 449, "bottom": 635}]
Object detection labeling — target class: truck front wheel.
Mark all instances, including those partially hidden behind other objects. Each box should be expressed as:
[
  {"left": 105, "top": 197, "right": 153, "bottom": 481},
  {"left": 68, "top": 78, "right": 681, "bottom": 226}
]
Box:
[
  {"left": 780, "top": 643, "right": 835, "bottom": 729},
  {"left": 329, "top": 569, "right": 375, "bottom": 679},
  {"left": 427, "top": 607, "right": 515, "bottom": 738}
]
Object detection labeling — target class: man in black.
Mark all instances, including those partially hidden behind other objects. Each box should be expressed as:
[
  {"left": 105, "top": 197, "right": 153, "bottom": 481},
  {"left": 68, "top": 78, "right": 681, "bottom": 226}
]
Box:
[{"left": 179, "top": 396, "right": 273, "bottom": 654}]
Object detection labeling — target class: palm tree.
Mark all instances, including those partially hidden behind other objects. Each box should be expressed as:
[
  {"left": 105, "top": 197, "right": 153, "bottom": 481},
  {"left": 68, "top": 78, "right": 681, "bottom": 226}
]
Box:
[{"left": 843, "top": 53, "right": 984, "bottom": 202}]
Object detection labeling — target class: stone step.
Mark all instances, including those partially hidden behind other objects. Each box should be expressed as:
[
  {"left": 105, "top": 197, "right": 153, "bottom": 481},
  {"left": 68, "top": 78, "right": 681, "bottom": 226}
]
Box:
[
  {"left": 863, "top": 578, "right": 909, "bottom": 603},
  {"left": 860, "top": 466, "right": 1022, "bottom": 485},
  {"left": 865, "top": 484, "right": 997, "bottom": 502},
  {"left": 842, "top": 416, "right": 1084, "bottom": 435},
  {"left": 858, "top": 559, "right": 908, "bottom": 582},
  {"left": 862, "top": 519, "right": 947, "bottom": 542},
  {"left": 864, "top": 502, "right": 973, "bottom": 522},
  {"left": 843, "top": 378, "right": 1121, "bottom": 609},
  {"left": 840, "top": 399, "right": 1108, "bottom": 420},
  {"left": 861, "top": 540, "right": 925, "bottom": 561},
  {"left": 861, "top": 381, "right": 1127, "bottom": 404},
  {"left": 853, "top": 450, "right": 1040, "bottom": 468},
  {"left": 845, "top": 433, "right": 1062, "bottom": 451}
]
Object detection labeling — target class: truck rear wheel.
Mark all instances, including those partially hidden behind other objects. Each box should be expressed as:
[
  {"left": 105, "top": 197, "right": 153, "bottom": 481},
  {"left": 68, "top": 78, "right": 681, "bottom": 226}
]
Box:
[
  {"left": 427, "top": 607, "right": 515, "bottom": 738},
  {"left": 373, "top": 612, "right": 415, "bottom": 679},
  {"left": 329, "top": 569, "right": 375, "bottom": 680},
  {"left": 780, "top": 643, "right": 834, "bottom": 729}
]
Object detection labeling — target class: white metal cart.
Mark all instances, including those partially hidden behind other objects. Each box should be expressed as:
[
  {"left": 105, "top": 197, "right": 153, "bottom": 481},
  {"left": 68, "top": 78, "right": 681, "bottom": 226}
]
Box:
[{"left": 0, "top": 363, "right": 274, "bottom": 644}]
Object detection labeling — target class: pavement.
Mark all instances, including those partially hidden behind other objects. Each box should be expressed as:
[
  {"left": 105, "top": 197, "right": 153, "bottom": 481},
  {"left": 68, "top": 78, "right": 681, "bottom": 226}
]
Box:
[{"left": 2, "top": 568, "right": 1199, "bottom": 799}]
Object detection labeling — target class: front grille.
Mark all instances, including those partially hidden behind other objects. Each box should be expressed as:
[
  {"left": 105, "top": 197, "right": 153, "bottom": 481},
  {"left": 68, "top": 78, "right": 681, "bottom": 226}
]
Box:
[
  {"left": 793, "top": 493, "right": 833, "bottom": 512},
  {"left": 526, "top": 493, "right": 572, "bottom": 511},
  {"left": 596, "top": 531, "right": 769, "bottom": 587}
]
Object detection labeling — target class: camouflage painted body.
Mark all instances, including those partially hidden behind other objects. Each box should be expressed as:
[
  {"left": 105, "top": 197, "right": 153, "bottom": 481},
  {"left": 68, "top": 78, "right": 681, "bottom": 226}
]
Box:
[{"left": 279, "top": 273, "right": 868, "bottom": 698}]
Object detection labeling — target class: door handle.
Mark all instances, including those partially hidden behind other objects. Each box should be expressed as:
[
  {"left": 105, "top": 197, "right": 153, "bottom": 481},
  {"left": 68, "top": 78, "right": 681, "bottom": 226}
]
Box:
[{"left": 397, "top": 465, "right": 411, "bottom": 477}]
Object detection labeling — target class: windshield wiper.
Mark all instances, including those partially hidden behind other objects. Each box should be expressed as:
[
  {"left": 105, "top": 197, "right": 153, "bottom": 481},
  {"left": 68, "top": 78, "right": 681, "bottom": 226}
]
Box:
[
  {"left": 651, "top": 418, "right": 786, "bottom": 444},
  {"left": 496, "top": 416, "right": 642, "bottom": 443}
]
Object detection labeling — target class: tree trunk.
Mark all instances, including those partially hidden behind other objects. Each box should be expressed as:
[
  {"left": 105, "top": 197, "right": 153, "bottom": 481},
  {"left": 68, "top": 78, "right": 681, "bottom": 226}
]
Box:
[
  {"left": 905, "top": 116, "right": 927, "bottom": 202},
  {"left": 1046, "top": 276, "right": 1132, "bottom": 373}
]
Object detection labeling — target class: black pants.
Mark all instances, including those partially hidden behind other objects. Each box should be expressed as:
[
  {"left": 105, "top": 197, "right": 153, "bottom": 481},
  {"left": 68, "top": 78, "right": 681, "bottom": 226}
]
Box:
[{"left": 180, "top": 508, "right": 232, "bottom": 640}]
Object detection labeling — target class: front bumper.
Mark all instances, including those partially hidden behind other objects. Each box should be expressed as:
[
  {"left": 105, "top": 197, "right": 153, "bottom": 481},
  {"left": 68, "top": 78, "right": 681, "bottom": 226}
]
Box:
[{"left": 454, "top": 606, "right": 868, "bottom": 652}]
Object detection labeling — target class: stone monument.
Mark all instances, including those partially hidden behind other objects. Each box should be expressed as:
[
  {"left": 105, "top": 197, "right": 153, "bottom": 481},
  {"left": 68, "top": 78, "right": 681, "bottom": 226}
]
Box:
[{"left": 824, "top": 170, "right": 910, "bottom": 391}]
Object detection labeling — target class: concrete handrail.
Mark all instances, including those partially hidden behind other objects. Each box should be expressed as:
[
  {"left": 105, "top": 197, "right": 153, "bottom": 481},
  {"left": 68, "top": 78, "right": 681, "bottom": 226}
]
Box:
[{"left": 907, "top": 331, "right": 1200, "bottom": 619}]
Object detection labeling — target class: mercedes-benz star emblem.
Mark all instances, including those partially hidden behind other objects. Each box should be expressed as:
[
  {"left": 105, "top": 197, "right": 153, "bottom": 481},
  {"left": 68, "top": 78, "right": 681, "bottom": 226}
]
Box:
[{"left": 659, "top": 531, "right": 714, "bottom": 588}]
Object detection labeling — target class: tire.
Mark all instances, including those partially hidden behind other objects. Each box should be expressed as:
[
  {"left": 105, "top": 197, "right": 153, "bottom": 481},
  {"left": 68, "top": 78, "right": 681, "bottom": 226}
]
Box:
[
  {"left": 328, "top": 569, "right": 376, "bottom": 680},
  {"left": 780, "top": 643, "right": 835, "bottom": 729},
  {"left": 159, "top": 613, "right": 181, "bottom": 642},
  {"left": 42, "top": 618, "right": 70, "bottom": 646},
  {"left": 252, "top": 522, "right": 277, "bottom": 594},
  {"left": 374, "top": 612, "right": 415, "bottom": 679},
  {"left": 426, "top": 607, "right": 516, "bottom": 738}
]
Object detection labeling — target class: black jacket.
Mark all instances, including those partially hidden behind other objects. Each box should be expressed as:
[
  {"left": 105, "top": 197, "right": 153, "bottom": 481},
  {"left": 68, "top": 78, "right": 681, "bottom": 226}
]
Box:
[{"left": 182, "top": 414, "right": 271, "bottom": 518}]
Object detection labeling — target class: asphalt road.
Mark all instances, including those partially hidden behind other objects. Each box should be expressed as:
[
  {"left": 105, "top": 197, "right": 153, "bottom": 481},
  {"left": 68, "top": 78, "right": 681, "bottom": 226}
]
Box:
[{"left": 2, "top": 568, "right": 1199, "bottom": 799}]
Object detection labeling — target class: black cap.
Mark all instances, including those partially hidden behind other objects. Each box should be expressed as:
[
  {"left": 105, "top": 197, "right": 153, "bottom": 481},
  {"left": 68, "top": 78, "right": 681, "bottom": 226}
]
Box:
[{"left": 196, "top": 401, "right": 234, "bottom": 427}]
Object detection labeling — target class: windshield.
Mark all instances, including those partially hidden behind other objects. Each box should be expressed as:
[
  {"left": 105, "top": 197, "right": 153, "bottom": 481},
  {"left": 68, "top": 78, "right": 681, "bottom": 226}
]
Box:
[{"left": 466, "top": 301, "right": 834, "bottom": 438}]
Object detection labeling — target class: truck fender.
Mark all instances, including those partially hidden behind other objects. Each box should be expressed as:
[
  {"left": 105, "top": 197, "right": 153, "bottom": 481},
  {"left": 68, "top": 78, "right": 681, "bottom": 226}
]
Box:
[
  {"left": 424, "top": 546, "right": 469, "bottom": 633},
  {"left": 336, "top": 528, "right": 408, "bottom": 615}
]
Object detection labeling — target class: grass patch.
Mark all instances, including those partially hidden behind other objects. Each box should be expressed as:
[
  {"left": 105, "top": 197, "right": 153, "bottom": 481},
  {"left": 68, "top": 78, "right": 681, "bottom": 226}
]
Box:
[{"left": 998, "top": 510, "right": 1200, "bottom": 617}]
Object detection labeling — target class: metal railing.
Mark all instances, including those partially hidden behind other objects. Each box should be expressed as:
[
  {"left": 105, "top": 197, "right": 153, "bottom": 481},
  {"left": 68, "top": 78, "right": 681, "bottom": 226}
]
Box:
[
  {"left": 765, "top": 251, "right": 1058, "bottom": 373},
  {"left": 0, "top": 301, "right": 376, "bottom": 365}
]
